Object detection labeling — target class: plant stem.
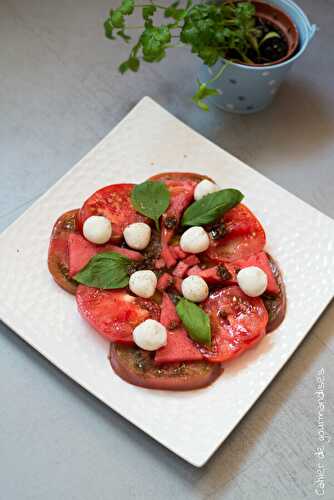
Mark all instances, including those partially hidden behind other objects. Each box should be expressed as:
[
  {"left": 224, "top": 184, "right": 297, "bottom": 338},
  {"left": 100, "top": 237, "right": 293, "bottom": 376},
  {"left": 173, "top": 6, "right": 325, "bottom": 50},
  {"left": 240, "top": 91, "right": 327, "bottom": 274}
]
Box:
[
  {"left": 126, "top": 25, "right": 145, "bottom": 29},
  {"left": 135, "top": 3, "right": 167, "bottom": 8},
  {"left": 207, "top": 60, "right": 231, "bottom": 85}
]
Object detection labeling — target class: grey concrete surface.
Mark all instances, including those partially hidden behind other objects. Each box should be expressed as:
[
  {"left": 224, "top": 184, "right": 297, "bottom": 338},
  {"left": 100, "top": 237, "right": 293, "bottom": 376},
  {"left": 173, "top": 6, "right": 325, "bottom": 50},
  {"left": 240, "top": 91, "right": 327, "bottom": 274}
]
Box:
[{"left": 0, "top": 0, "right": 333, "bottom": 499}]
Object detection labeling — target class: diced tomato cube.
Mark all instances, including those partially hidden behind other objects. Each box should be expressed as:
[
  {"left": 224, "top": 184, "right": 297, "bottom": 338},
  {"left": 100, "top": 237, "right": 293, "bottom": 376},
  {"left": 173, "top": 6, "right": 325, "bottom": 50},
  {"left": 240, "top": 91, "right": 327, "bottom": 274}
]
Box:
[
  {"left": 173, "top": 260, "right": 189, "bottom": 278},
  {"left": 187, "top": 263, "right": 237, "bottom": 285},
  {"left": 170, "top": 245, "right": 188, "bottom": 260},
  {"left": 160, "top": 292, "right": 180, "bottom": 330},
  {"left": 174, "top": 277, "right": 183, "bottom": 294},
  {"left": 161, "top": 244, "right": 177, "bottom": 268},
  {"left": 233, "top": 251, "right": 279, "bottom": 294},
  {"left": 155, "top": 328, "right": 203, "bottom": 364},
  {"left": 154, "top": 258, "right": 166, "bottom": 269},
  {"left": 182, "top": 255, "right": 200, "bottom": 266},
  {"left": 157, "top": 273, "right": 174, "bottom": 291}
]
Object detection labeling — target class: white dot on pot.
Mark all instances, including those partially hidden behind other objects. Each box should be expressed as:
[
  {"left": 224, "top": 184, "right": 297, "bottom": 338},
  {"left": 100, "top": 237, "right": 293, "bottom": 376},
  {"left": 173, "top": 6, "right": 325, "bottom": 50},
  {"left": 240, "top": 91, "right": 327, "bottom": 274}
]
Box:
[
  {"left": 226, "top": 103, "right": 235, "bottom": 109},
  {"left": 262, "top": 71, "right": 270, "bottom": 77},
  {"left": 269, "top": 80, "right": 276, "bottom": 86}
]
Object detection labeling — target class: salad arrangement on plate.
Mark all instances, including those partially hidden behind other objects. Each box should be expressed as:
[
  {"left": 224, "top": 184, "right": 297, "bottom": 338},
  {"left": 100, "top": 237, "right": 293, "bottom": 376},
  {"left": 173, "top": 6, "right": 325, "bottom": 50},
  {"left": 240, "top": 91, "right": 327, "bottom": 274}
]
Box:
[{"left": 48, "top": 172, "right": 286, "bottom": 390}]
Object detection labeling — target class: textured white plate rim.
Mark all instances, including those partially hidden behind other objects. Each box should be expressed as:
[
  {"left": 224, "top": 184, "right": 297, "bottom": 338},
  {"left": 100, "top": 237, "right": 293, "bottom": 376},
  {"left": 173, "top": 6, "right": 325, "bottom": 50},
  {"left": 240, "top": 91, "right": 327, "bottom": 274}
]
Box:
[{"left": 1, "top": 96, "right": 334, "bottom": 467}]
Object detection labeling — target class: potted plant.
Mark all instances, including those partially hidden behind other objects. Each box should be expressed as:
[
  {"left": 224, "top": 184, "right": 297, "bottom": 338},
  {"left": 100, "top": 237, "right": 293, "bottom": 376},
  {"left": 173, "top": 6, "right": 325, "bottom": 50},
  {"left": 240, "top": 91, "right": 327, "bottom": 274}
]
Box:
[{"left": 104, "top": 0, "right": 316, "bottom": 113}]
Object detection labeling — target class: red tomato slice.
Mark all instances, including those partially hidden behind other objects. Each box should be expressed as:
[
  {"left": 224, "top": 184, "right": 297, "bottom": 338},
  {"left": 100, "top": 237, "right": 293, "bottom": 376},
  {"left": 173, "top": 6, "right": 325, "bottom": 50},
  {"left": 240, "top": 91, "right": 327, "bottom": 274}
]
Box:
[
  {"left": 68, "top": 233, "right": 143, "bottom": 277},
  {"left": 110, "top": 344, "right": 222, "bottom": 391},
  {"left": 233, "top": 251, "right": 280, "bottom": 295},
  {"left": 48, "top": 209, "right": 79, "bottom": 295},
  {"left": 76, "top": 285, "right": 160, "bottom": 344},
  {"left": 155, "top": 328, "right": 203, "bottom": 365},
  {"left": 201, "top": 286, "right": 268, "bottom": 363},
  {"left": 78, "top": 184, "right": 149, "bottom": 243},
  {"left": 206, "top": 204, "right": 266, "bottom": 262}
]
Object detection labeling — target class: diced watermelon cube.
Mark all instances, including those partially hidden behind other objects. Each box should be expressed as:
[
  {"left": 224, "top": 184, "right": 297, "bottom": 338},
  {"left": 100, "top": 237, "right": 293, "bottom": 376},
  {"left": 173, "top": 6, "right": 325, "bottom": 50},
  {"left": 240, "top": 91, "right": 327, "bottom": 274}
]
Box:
[
  {"left": 68, "top": 233, "right": 143, "bottom": 277},
  {"left": 155, "top": 328, "right": 203, "bottom": 364},
  {"left": 182, "top": 254, "right": 200, "bottom": 266},
  {"left": 174, "top": 277, "right": 183, "bottom": 294},
  {"left": 173, "top": 260, "right": 189, "bottom": 278},
  {"left": 187, "top": 263, "right": 237, "bottom": 285},
  {"left": 160, "top": 292, "right": 180, "bottom": 330}
]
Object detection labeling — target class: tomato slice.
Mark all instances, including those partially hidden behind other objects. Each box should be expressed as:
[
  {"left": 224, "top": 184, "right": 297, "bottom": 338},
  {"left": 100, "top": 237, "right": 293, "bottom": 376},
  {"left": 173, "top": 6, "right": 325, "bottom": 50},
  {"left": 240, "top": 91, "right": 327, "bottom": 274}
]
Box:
[
  {"left": 233, "top": 251, "right": 280, "bottom": 295},
  {"left": 76, "top": 285, "right": 160, "bottom": 344},
  {"left": 205, "top": 204, "right": 266, "bottom": 262},
  {"left": 109, "top": 344, "right": 223, "bottom": 391},
  {"left": 263, "top": 254, "right": 287, "bottom": 333},
  {"left": 48, "top": 209, "right": 79, "bottom": 295},
  {"left": 78, "top": 184, "right": 149, "bottom": 243},
  {"left": 201, "top": 286, "right": 268, "bottom": 362}
]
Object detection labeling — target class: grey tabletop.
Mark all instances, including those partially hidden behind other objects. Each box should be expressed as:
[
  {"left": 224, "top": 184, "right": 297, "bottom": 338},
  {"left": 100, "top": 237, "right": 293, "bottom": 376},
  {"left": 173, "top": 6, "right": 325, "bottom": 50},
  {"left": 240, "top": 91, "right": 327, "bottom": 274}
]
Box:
[{"left": 1, "top": 0, "right": 333, "bottom": 499}]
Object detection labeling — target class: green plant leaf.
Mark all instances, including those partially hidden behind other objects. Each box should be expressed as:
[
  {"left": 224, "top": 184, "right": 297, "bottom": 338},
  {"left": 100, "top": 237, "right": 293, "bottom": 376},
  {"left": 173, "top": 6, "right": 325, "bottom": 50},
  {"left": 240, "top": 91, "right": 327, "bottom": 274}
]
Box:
[
  {"left": 119, "top": 60, "right": 129, "bottom": 73},
  {"left": 74, "top": 252, "right": 131, "bottom": 289},
  {"left": 182, "top": 188, "right": 244, "bottom": 226},
  {"left": 176, "top": 298, "right": 211, "bottom": 345},
  {"left": 104, "top": 19, "right": 115, "bottom": 39},
  {"left": 128, "top": 56, "right": 140, "bottom": 71},
  {"left": 111, "top": 10, "right": 124, "bottom": 28},
  {"left": 143, "top": 5, "right": 156, "bottom": 20},
  {"left": 131, "top": 180, "right": 170, "bottom": 230},
  {"left": 191, "top": 81, "right": 220, "bottom": 112},
  {"left": 119, "top": 0, "right": 135, "bottom": 15}
]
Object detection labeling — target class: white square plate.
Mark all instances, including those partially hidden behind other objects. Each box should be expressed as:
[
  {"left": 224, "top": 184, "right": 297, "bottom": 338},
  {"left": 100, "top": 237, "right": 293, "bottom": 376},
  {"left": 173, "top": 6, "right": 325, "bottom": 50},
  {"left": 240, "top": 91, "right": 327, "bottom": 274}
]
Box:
[{"left": 1, "top": 97, "right": 334, "bottom": 467}]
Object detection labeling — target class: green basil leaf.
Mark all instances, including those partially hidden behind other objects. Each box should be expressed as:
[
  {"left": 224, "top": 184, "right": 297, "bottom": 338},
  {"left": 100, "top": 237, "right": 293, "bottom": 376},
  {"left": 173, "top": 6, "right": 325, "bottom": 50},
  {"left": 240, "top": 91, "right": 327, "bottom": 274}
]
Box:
[
  {"left": 131, "top": 180, "right": 170, "bottom": 230},
  {"left": 181, "top": 188, "right": 244, "bottom": 226},
  {"left": 74, "top": 252, "right": 131, "bottom": 289},
  {"left": 176, "top": 298, "right": 211, "bottom": 345}
]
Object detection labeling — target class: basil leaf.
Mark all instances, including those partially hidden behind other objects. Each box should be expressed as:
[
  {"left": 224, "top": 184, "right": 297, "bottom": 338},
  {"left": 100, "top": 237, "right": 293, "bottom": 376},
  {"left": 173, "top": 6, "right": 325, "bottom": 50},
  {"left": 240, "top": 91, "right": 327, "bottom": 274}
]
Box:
[
  {"left": 131, "top": 180, "right": 170, "bottom": 230},
  {"left": 176, "top": 298, "right": 211, "bottom": 345},
  {"left": 181, "top": 188, "right": 244, "bottom": 226},
  {"left": 74, "top": 252, "right": 131, "bottom": 289}
]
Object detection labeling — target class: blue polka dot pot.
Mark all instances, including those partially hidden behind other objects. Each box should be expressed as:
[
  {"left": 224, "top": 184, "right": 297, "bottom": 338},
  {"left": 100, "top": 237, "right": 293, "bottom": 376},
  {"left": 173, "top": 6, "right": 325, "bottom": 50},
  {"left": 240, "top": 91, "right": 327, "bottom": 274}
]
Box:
[{"left": 199, "top": 0, "right": 317, "bottom": 114}]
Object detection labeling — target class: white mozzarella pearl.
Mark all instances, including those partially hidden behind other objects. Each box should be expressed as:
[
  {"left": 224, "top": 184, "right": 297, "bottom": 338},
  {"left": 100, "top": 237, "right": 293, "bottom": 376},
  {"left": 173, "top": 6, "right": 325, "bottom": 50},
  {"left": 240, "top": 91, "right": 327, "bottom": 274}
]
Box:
[
  {"left": 237, "top": 266, "right": 268, "bottom": 297},
  {"left": 180, "top": 226, "right": 210, "bottom": 254},
  {"left": 129, "top": 270, "right": 157, "bottom": 298},
  {"left": 181, "top": 275, "right": 209, "bottom": 303},
  {"left": 124, "top": 222, "right": 151, "bottom": 250},
  {"left": 83, "top": 216, "right": 112, "bottom": 244},
  {"left": 194, "top": 179, "right": 220, "bottom": 201},
  {"left": 133, "top": 319, "right": 167, "bottom": 351}
]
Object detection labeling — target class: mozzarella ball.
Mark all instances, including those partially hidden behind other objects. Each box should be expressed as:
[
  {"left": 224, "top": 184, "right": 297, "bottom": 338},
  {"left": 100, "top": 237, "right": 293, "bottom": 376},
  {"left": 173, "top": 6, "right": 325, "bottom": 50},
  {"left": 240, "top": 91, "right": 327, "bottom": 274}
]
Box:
[
  {"left": 129, "top": 270, "right": 157, "bottom": 298},
  {"left": 180, "top": 226, "right": 210, "bottom": 254},
  {"left": 194, "top": 179, "right": 220, "bottom": 201},
  {"left": 133, "top": 319, "right": 167, "bottom": 351},
  {"left": 182, "top": 275, "right": 209, "bottom": 303},
  {"left": 237, "top": 266, "right": 268, "bottom": 297},
  {"left": 123, "top": 222, "right": 151, "bottom": 250},
  {"left": 83, "top": 215, "right": 112, "bottom": 244}
]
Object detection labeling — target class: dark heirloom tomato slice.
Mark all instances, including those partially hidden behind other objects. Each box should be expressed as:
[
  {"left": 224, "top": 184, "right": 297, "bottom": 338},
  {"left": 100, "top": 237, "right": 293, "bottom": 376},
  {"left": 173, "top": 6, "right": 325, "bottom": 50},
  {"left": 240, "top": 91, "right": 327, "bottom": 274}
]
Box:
[
  {"left": 149, "top": 172, "right": 213, "bottom": 183},
  {"left": 78, "top": 184, "right": 149, "bottom": 244},
  {"left": 263, "top": 254, "right": 287, "bottom": 333},
  {"left": 48, "top": 209, "right": 79, "bottom": 295},
  {"left": 109, "top": 344, "right": 223, "bottom": 391},
  {"left": 205, "top": 204, "right": 266, "bottom": 263},
  {"left": 76, "top": 285, "right": 160, "bottom": 344},
  {"left": 201, "top": 286, "right": 268, "bottom": 363}
]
